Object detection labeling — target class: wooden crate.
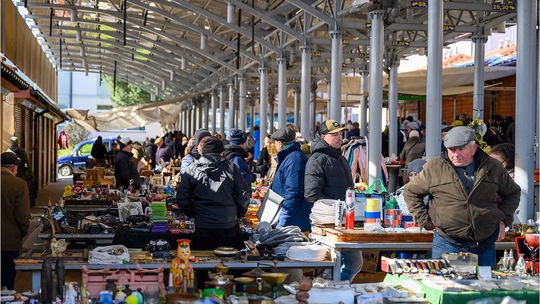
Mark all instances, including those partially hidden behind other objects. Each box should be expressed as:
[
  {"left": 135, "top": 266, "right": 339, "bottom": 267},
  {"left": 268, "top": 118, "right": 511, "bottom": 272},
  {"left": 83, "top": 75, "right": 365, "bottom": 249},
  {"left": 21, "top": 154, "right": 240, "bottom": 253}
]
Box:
[{"left": 318, "top": 227, "right": 433, "bottom": 243}]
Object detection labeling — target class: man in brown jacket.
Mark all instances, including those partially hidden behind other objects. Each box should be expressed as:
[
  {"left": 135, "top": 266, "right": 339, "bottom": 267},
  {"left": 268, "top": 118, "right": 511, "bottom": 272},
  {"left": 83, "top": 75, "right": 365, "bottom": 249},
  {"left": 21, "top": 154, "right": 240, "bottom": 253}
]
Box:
[
  {"left": 404, "top": 127, "right": 520, "bottom": 267},
  {"left": 1, "top": 152, "right": 31, "bottom": 289}
]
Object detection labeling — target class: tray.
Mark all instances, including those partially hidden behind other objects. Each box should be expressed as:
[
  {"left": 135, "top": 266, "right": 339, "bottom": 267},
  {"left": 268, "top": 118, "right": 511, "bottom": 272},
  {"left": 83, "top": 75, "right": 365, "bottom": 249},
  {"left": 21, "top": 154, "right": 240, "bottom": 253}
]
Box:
[{"left": 317, "top": 227, "right": 433, "bottom": 243}]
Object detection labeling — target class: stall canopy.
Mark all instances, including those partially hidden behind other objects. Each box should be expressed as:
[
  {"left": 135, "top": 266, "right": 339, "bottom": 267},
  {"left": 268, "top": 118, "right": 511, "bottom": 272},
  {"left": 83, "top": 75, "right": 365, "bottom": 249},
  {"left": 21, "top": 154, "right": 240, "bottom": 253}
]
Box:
[
  {"left": 313, "top": 66, "right": 516, "bottom": 104},
  {"left": 65, "top": 96, "right": 192, "bottom": 131}
]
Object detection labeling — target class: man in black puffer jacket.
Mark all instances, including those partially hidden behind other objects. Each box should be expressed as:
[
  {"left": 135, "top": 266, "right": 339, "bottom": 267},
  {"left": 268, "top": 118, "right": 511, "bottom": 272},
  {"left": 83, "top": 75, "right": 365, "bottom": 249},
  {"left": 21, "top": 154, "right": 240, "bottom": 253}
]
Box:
[
  {"left": 177, "top": 137, "right": 251, "bottom": 250},
  {"left": 305, "top": 121, "right": 354, "bottom": 203},
  {"left": 304, "top": 120, "right": 358, "bottom": 282}
]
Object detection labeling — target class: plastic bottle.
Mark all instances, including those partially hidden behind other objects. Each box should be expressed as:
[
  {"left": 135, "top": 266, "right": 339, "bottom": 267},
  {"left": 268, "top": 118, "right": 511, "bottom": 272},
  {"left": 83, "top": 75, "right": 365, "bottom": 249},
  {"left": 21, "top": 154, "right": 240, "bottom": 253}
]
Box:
[{"left": 345, "top": 188, "right": 355, "bottom": 229}]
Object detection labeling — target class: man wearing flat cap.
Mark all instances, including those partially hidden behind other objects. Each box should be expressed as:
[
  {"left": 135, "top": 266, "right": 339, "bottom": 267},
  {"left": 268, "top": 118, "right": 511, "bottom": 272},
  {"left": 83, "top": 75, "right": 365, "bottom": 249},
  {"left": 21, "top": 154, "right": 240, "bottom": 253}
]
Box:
[
  {"left": 269, "top": 128, "right": 311, "bottom": 231},
  {"left": 404, "top": 126, "right": 520, "bottom": 267},
  {"left": 1, "top": 152, "right": 31, "bottom": 289}
]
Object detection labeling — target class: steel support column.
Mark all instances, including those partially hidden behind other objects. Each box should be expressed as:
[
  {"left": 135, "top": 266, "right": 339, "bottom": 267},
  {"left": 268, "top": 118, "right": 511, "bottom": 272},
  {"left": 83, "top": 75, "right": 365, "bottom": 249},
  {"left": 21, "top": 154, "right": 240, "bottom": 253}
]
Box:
[
  {"left": 367, "top": 10, "right": 385, "bottom": 185},
  {"left": 300, "top": 45, "right": 312, "bottom": 140},
  {"left": 359, "top": 71, "right": 368, "bottom": 137},
  {"left": 259, "top": 66, "right": 269, "bottom": 151},
  {"left": 515, "top": 0, "right": 538, "bottom": 223},
  {"left": 293, "top": 88, "right": 300, "bottom": 129},
  {"left": 277, "top": 58, "right": 287, "bottom": 128},
  {"left": 269, "top": 99, "right": 275, "bottom": 133},
  {"left": 203, "top": 97, "right": 209, "bottom": 128},
  {"left": 330, "top": 31, "right": 342, "bottom": 122},
  {"left": 191, "top": 103, "right": 197, "bottom": 134},
  {"left": 219, "top": 87, "right": 225, "bottom": 137},
  {"left": 472, "top": 35, "right": 487, "bottom": 120},
  {"left": 211, "top": 92, "right": 217, "bottom": 134},
  {"left": 250, "top": 101, "right": 255, "bottom": 133},
  {"left": 228, "top": 81, "right": 235, "bottom": 132},
  {"left": 425, "top": 0, "right": 443, "bottom": 160},
  {"left": 198, "top": 100, "right": 203, "bottom": 130},
  {"left": 239, "top": 76, "right": 247, "bottom": 131},
  {"left": 389, "top": 61, "right": 399, "bottom": 158}
]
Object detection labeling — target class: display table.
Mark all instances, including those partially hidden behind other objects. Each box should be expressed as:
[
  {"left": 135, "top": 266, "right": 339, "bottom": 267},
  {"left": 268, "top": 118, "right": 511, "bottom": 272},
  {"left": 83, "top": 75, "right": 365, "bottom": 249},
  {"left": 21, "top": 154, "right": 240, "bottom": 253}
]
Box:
[
  {"left": 383, "top": 274, "right": 539, "bottom": 304},
  {"left": 16, "top": 258, "right": 335, "bottom": 292},
  {"left": 313, "top": 227, "right": 515, "bottom": 279}
]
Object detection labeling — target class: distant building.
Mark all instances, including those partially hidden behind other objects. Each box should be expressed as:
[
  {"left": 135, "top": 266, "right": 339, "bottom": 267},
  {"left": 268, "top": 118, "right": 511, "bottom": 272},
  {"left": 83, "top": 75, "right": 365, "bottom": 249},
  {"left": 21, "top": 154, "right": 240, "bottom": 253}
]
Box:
[{"left": 58, "top": 71, "right": 161, "bottom": 142}]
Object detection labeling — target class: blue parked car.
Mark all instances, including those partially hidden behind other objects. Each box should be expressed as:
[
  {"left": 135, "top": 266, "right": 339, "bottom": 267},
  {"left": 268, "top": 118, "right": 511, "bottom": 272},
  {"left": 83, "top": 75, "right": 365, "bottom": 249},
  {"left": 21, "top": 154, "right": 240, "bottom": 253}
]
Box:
[{"left": 57, "top": 137, "right": 117, "bottom": 176}]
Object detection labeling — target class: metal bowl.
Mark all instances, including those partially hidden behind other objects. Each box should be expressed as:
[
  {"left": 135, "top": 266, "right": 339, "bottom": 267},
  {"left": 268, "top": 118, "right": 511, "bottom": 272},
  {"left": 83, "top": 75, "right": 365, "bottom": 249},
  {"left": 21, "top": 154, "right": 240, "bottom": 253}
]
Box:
[{"left": 261, "top": 273, "right": 289, "bottom": 285}]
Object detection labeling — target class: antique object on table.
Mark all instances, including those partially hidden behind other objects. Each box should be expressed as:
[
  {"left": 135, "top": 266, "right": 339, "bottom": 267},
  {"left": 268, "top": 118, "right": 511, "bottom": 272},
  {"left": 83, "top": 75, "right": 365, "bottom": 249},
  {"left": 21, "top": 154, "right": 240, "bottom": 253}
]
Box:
[
  {"left": 170, "top": 239, "right": 194, "bottom": 294},
  {"left": 213, "top": 247, "right": 239, "bottom": 258},
  {"left": 261, "top": 272, "right": 288, "bottom": 299},
  {"left": 295, "top": 277, "right": 312, "bottom": 304},
  {"left": 146, "top": 239, "right": 172, "bottom": 259},
  {"left": 233, "top": 277, "right": 255, "bottom": 296}
]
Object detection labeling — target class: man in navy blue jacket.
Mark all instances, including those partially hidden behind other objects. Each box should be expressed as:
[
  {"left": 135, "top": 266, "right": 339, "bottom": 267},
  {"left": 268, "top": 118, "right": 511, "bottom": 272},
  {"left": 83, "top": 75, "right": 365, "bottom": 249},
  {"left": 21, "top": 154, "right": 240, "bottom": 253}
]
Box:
[{"left": 270, "top": 127, "right": 312, "bottom": 231}]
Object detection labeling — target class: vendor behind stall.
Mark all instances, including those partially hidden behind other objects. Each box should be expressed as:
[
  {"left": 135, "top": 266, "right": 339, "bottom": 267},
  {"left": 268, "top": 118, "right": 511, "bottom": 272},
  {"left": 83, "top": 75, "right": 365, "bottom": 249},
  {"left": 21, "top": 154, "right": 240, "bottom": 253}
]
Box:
[
  {"left": 176, "top": 137, "right": 251, "bottom": 250},
  {"left": 404, "top": 126, "right": 520, "bottom": 267},
  {"left": 1, "top": 152, "right": 31, "bottom": 290},
  {"left": 114, "top": 137, "right": 141, "bottom": 190}
]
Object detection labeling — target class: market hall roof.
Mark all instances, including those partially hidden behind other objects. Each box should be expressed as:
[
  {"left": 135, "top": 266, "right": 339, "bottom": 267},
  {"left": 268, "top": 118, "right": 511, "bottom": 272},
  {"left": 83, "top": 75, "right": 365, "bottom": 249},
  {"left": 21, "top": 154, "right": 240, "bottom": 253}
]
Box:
[{"left": 16, "top": 0, "right": 517, "bottom": 100}]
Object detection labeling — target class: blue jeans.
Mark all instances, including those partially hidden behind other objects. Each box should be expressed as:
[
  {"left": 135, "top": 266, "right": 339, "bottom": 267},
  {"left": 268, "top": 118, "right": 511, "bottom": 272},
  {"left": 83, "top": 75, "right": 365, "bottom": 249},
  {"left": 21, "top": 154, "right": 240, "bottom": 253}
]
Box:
[
  {"left": 340, "top": 250, "right": 363, "bottom": 281},
  {"left": 432, "top": 227, "right": 498, "bottom": 268}
]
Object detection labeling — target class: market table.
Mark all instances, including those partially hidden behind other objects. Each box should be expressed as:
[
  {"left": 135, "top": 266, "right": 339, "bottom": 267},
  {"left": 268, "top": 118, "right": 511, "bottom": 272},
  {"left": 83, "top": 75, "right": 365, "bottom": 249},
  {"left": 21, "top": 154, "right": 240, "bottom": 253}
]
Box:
[
  {"left": 312, "top": 227, "right": 515, "bottom": 279},
  {"left": 383, "top": 273, "right": 539, "bottom": 304},
  {"left": 16, "top": 258, "right": 336, "bottom": 292}
]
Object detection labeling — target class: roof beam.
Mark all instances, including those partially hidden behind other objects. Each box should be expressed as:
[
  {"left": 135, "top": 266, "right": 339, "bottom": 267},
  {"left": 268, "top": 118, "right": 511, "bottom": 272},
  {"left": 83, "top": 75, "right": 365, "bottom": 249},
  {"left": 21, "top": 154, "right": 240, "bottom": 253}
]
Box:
[{"left": 285, "top": 0, "right": 334, "bottom": 25}]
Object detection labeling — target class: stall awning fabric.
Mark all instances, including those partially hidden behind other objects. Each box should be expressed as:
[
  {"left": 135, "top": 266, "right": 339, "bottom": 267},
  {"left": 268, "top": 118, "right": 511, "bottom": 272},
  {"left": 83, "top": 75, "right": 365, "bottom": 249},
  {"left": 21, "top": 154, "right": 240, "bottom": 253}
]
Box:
[
  {"left": 315, "top": 66, "right": 516, "bottom": 103},
  {"left": 65, "top": 96, "right": 192, "bottom": 131}
]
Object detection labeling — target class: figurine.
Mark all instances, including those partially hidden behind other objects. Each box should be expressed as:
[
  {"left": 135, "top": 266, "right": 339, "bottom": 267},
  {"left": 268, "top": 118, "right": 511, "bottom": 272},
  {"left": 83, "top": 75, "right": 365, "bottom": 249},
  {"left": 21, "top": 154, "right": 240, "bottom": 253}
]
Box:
[
  {"left": 295, "top": 277, "right": 312, "bottom": 304},
  {"left": 170, "top": 239, "right": 194, "bottom": 294}
]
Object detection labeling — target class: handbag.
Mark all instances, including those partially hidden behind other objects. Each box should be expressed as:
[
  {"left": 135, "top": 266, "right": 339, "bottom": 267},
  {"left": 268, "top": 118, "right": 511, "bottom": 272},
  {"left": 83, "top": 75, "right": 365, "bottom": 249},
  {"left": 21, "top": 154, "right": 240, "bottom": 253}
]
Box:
[{"left": 256, "top": 189, "right": 285, "bottom": 225}]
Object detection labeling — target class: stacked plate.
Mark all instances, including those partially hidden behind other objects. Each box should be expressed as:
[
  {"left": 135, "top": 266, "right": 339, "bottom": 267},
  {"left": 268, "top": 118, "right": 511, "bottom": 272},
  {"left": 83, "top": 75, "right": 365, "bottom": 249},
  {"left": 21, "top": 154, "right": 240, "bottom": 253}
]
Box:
[
  {"left": 310, "top": 199, "right": 338, "bottom": 225},
  {"left": 286, "top": 244, "right": 328, "bottom": 262}
]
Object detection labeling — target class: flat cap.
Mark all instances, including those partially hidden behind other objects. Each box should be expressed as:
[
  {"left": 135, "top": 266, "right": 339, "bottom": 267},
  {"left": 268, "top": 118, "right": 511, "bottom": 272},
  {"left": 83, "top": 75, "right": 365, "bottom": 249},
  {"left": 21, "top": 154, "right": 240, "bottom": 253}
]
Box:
[
  {"left": 271, "top": 128, "right": 296, "bottom": 143},
  {"left": 444, "top": 126, "right": 476, "bottom": 148},
  {"left": 1, "top": 152, "right": 19, "bottom": 166}
]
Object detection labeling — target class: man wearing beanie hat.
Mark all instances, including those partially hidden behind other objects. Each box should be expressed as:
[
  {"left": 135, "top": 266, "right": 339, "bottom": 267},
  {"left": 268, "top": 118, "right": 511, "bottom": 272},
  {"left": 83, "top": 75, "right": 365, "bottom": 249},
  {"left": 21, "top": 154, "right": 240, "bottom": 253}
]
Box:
[
  {"left": 114, "top": 137, "right": 141, "bottom": 190},
  {"left": 269, "top": 128, "right": 311, "bottom": 231},
  {"left": 177, "top": 137, "right": 250, "bottom": 249},
  {"left": 181, "top": 129, "right": 212, "bottom": 174},
  {"left": 1, "top": 152, "right": 30, "bottom": 289},
  {"left": 404, "top": 126, "right": 520, "bottom": 267},
  {"left": 224, "top": 129, "right": 253, "bottom": 184}
]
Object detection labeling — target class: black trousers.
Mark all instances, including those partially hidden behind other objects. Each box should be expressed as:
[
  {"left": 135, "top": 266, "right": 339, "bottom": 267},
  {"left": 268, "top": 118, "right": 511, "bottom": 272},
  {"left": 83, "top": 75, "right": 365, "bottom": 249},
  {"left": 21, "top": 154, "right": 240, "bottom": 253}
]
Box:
[
  {"left": 192, "top": 225, "right": 243, "bottom": 250},
  {"left": 1, "top": 250, "right": 19, "bottom": 289}
]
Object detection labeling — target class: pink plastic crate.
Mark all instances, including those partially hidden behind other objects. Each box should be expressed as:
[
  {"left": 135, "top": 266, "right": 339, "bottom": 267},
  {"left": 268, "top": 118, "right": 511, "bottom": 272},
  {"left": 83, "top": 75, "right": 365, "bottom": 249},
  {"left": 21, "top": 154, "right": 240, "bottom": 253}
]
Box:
[{"left": 82, "top": 264, "right": 165, "bottom": 297}]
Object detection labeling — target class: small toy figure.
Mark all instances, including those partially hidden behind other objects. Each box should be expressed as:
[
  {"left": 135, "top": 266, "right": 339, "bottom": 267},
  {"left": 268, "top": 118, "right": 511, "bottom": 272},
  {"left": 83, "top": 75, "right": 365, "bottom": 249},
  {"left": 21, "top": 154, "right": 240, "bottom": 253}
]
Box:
[{"left": 170, "top": 239, "right": 194, "bottom": 294}]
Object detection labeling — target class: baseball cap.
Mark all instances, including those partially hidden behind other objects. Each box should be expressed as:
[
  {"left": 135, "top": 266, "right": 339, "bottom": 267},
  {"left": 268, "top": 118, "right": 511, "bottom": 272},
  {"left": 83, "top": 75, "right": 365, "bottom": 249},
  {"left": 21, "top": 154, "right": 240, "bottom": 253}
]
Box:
[{"left": 318, "top": 120, "right": 347, "bottom": 135}]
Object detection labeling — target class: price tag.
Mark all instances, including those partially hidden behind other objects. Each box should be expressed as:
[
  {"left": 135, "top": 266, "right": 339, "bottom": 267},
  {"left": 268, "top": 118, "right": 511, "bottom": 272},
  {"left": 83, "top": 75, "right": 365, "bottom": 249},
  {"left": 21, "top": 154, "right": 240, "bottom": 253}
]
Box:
[
  {"left": 443, "top": 25, "right": 455, "bottom": 31},
  {"left": 342, "top": 38, "right": 349, "bottom": 45},
  {"left": 311, "top": 50, "right": 321, "bottom": 57},
  {"left": 366, "top": 23, "right": 372, "bottom": 28}
]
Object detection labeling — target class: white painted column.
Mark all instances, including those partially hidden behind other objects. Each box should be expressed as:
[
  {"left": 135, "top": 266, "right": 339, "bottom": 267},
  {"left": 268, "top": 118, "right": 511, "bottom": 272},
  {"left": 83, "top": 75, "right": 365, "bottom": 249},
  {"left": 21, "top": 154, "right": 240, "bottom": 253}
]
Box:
[{"left": 277, "top": 57, "right": 287, "bottom": 128}]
